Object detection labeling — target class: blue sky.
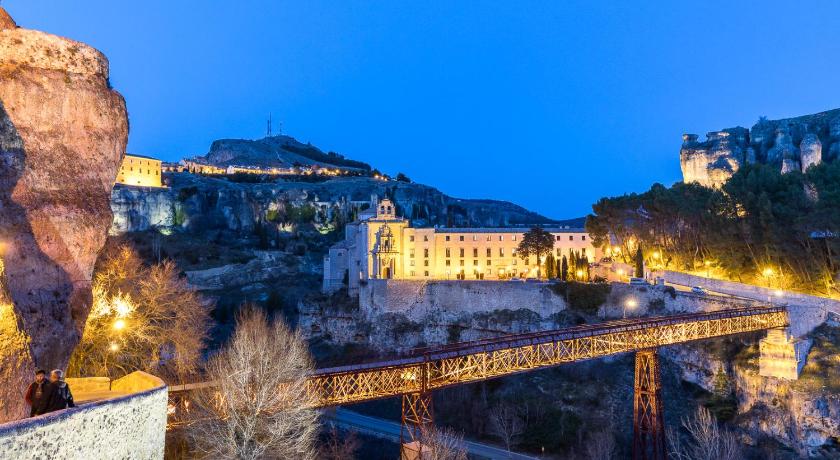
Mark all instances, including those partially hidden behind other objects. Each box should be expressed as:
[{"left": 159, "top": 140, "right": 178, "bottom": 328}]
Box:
[{"left": 6, "top": 1, "right": 840, "bottom": 219}]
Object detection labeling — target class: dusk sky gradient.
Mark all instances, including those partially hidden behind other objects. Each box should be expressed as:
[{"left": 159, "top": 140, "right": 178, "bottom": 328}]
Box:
[{"left": 7, "top": 1, "right": 840, "bottom": 219}]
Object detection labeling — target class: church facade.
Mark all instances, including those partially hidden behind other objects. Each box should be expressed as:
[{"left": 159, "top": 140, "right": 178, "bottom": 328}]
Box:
[{"left": 323, "top": 197, "right": 601, "bottom": 294}]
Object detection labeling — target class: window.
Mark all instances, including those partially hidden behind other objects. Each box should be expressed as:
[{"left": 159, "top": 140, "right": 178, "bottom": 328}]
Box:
[
  {"left": 556, "top": 248, "right": 562, "bottom": 256},
  {"left": 410, "top": 270, "right": 416, "bottom": 276},
  {"left": 424, "top": 260, "right": 429, "bottom": 266},
  {"left": 499, "top": 235, "right": 504, "bottom": 241},
  {"left": 512, "top": 248, "right": 517, "bottom": 256},
  {"left": 459, "top": 248, "right": 465, "bottom": 257},
  {"left": 556, "top": 235, "right": 561, "bottom": 241},
  {"left": 446, "top": 260, "right": 451, "bottom": 266},
  {"left": 486, "top": 259, "right": 492, "bottom": 266},
  {"left": 473, "top": 260, "right": 478, "bottom": 266},
  {"left": 423, "top": 235, "right": 429, "bottom": 242},
  {"left": 460, "top": 260, "right": 465, "bottom": 266},
  {"left": 459, "top": 235, "right": 465, "bottom": 242},
  {"left": 424, "top": 248, "right": 429, "bottom": 258},
  {"left": 472, "top": 248, "right": 478, "bottom": 257},
  {"left": 410, "top": 249, "right": 415, "bottom": 258},
  {"left": 512, "top": 235, "right": 517, "bottom": 241},
  {"left": 424, "top": 271, "right": 429, "bottom": 277},
  {"left": 569, "top": 235, "right": 574, "bottom": 241},
  {"left": 446, "top": 235, "right": 450, "bottom": 242},
  {"left": 582, "top": 235, "right": 586, "bottom": 241},
  {"left": 499, "top": 248, "right": 504, "bottom": 257},
  {"left": 486, "top": 235, "right": 491, "bottom": 241},
  {"left": 486, "top": 248, "right": 492, "bottom": 257},
  {"left": 445, "top": 248, "right": 451, "bottom": 257},
  {"left": 409, "top": 236, "right": 415, "bottom": 242},
  {"left": 410, "top": 260, "right": 415, "bottom": 266},
  {"left": 472, "top": 235, "right": 478, "bottom": 241},
  {"left": 512, "top": 259, "right": 517, "bottom": 265}
]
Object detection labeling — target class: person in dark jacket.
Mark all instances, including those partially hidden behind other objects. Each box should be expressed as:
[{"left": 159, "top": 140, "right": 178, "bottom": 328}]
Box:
[
  {"left": 24, "top": 369, "right": 50, "bottom": 416},
  {"left": 46, "top": 369, "right": 75, "bottom": 412}
]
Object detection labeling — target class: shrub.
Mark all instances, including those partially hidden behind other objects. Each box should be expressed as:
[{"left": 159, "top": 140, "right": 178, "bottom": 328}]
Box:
[{"left": 551, "top": 282, "right": 611, "bottom": 314}]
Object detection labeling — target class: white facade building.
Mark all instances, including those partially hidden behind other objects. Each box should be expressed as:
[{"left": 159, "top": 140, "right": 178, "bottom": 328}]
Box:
[{"left": 323, "top": 197, "right": 601, "bottom": 294}]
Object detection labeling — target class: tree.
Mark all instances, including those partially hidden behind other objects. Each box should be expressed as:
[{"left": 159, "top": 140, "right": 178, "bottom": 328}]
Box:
[
  {"left": 667, "top": 406, "right": 742, "bottom": 460},
  {"left": 516, "top": 227, "right": 555, "bottom": 279},
  {"left": 395, "top": 172, "right": 412, "bottom": 183},
  {"left": 634, "top": 246, "right": 644, "bottom": 278},
  {"left": 419, "top": 425, "right": 469, "bottom": 460},
  {"left": 561, "top": 255, "right": 569, "bottom": 281},
  {"left": 488, "top": 403, "right": 524, "bottom": 453},
  {"left": 319, "top": 426, "right": 359, "bottom": 460},
  {"left": 545, "top": 253, "right": 556, "bottom": 279},
  {"left": 188, "top": 308, "right": 320, "bottom": 459},
  {"left": 68, "top": 246, "right": 209, "bottom": 381}
]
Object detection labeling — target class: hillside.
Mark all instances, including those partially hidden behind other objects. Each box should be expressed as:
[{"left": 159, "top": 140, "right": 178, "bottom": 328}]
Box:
[{"left": 190, "top": 135, "right": 371, "bottom": 171}]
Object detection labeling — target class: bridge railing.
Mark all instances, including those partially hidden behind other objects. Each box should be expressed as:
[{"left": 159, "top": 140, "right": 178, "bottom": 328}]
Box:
[{"left": 306, "top": 306, "right": 788, "bottom": 407}]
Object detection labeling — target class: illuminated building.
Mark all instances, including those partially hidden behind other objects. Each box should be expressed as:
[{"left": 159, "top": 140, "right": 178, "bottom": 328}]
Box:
[
  {"left": 115, "top": 154, "right": 162, "bottom": 187},
  {"left": 323, "top": 196, "right": 600, "bottom": 293}
]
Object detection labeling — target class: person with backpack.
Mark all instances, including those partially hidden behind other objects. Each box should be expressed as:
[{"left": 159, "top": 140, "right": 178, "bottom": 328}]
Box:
[{"left": 46, "top": 369, "right": 75, "bottom": 412}]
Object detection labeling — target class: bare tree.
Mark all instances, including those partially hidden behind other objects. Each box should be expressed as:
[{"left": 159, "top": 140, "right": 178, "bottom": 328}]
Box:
[
  {"left": 488, "top": 403, "right": 525, "bottom": 453},
  {"left": 419, "top": 425, "right": 469, "bottom": 460},
  {"left": 667, "top": 406, "right": 742, "bottom": 460},
  {"left": 319, "top": 425, "right": 359, "bottom": 460},
  {"left": 585, "top": 429, "right": 617, "bottom": 460},
  {"left": 68, "top": 246, "right": 209, "bottom": 381},
  {"left": 187, "top": 308, "right": 320, "bottom": 459}
]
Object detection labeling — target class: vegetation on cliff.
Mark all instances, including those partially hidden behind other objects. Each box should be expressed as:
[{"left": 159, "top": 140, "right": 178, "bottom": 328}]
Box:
[{"left": 586, "top": 162, "right": 840, "bottom": 296}]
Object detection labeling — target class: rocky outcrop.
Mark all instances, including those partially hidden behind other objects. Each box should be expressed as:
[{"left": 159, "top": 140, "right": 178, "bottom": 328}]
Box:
[
  {"left": 681, "top": 109, "right": 840, "bottom": 187},
  {"left": 0, "top": 8, "right": 127, "bottom": 421},
  {"left": 191, "top": 135, "right": 371, "bottom": 171}
]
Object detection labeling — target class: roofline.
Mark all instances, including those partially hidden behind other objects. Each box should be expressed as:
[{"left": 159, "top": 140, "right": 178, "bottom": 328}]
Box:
[{"left": 124, "top": 153, "right": 161, "bottom": 161}]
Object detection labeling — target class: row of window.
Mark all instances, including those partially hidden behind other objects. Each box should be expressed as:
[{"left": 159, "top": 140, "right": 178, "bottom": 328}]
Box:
[
  {"left": 408, "top": 234, "right": 585, "bottom": 242},
  {"left": 408, "top": 247, "right": 586, "bottom": 258},
  {"left": 122, "top": 167, "right": 159, "bottom": 175}
]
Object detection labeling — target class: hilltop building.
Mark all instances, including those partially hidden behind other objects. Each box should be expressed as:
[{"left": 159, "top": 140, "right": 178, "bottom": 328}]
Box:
[
  {"left": 115, "top": 154, "right": 162, "bottom": 187},
  {"left": 323, "top": 197, "right": 600, "bottom": 293}
]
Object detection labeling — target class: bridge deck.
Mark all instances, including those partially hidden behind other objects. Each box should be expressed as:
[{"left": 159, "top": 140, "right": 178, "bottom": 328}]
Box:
[{"left": 307, "top": 306, "right": 788, "bottom": 407}]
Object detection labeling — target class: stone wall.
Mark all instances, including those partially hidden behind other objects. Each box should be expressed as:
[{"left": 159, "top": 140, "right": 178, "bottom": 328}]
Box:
[
  {"left": 0, "top": 371, "right": 167, "bottom": 459},
  {"left": 659, "top": 270, "right": 839, "bottom": 336},
  {"left": 359, "top": 279, "right": 568, "bottom": 321}
]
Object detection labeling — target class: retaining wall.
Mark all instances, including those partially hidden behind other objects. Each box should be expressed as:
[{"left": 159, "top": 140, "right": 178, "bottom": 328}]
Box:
[{"left": 0, "top": 371, "right": 167, "bottom": 459}]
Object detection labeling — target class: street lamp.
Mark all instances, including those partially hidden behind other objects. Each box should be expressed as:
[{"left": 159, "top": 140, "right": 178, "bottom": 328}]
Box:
[
  {"left": 113, "top": 319, "right": 126, "bottom": 331},
  {"left": 624, "top": 298, "right": 638, "bottom": 318}
]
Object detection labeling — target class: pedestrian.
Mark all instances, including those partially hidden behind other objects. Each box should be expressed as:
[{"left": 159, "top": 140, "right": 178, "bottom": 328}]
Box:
[
  {"left": 46, "top": 369, "right": 75, "bottom": 412},
  {"left": 24, "top": 369, "right": 51, "bottom": 416}
]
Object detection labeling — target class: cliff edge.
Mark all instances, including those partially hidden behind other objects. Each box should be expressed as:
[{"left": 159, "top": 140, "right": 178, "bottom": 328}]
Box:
[{"left": 0, "top": 7, "right": 128, "bottom": 422}]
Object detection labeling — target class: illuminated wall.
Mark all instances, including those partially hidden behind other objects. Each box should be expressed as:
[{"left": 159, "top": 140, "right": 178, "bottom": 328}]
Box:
[{"left": 115, "top": 154, "right": 162, "bottom": 187}]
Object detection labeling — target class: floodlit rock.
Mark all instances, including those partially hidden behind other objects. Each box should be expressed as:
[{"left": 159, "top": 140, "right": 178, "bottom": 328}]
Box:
[
  {"left": 799, "top": 133, "right": 822, "bottom": 172},
  {"left": 0, "top": 8, "right": 127, "bottom": 422},
  {"left": 681, "top": 108, "right": 840, "bottom": 187},
  {"left": 680, "top": 128, "right": 748, "bottom": 188}
]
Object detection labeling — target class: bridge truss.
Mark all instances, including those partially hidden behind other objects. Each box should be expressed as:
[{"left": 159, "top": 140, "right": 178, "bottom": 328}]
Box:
[{"left": 305, "top": 306, "right": 788, "bottom": 407}]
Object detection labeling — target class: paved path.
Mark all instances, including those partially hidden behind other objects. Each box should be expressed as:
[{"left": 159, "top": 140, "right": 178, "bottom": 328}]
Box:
[{"left": 326, "top": 408, "right": 539, "bottom": 460}]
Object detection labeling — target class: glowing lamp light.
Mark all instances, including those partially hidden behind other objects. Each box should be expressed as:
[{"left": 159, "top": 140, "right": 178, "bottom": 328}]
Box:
[
  {"left": 625, "top": 298, "right": 638, "bottom": 309},
  {"left": 652, "top": 251, "right": 661, "bottom": 260},
  {"left": 109, "top": 343, "right": 120, "bottom": 352},
  {"left": 576, "top": 269, "right": 584, "bottom": 278},
  {"left": 774, "top": 290, "right": 784, "bottom": 298},
  {"left": 617, "top": 269, "right": 625, "bottom": 276},
  {"left": 762, "top": 267, "right": 775, "bottom": 277},
  {"left": 113, "top": 319, "right": 126, "bottom": 331},
  {"left": 400, "top": 371, "right": 417, "bottom": 381},
  {"left": 704, "top": 260, "right": 711, "bottom": 267}
]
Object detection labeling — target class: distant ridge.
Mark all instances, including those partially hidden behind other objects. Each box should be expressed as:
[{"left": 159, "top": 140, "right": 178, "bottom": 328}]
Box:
[{"left": 191, "top": 135, "right": 371, "bottom": 171}]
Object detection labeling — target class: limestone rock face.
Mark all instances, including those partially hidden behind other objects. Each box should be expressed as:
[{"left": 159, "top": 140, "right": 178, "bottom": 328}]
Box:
[
  {"left": 800, "top": 133, "right": 822, "bottom": 172},
  {"left": 680, "top": 128, "right": 748, "bottom": 188},
  {"left": 0, "top": 8, "right": 127, "bottom": 421},
  {"left": 681, "top": 108, "right": 840, "bottom": 187}
]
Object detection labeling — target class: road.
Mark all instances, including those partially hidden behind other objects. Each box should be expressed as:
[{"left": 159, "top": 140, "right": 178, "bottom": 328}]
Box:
[{"left": 326, "top": 408, "right": 540, "bottom": 460}]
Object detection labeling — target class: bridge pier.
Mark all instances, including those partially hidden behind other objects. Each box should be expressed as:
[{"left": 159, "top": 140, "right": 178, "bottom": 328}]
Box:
[
  {"left": 400, "top": 391, "right": 433, "bottom": 460},
  {"left": 759, "top": 327, "right": 811, "bottom": 380},
  {"left": 633, "top": 349, "right": 666, "bottom": 460}
]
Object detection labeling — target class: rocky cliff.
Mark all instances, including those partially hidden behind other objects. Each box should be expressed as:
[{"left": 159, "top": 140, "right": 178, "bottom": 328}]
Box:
[
  {"left": 190, "top": 135, "right": 371, "bottom": 171},
  {"left": 110, "top": 172, "right": 562, "bottom": 236},
  {"left": 680, "top": 108, "right": 840, "bottom": 187},
  {"left": 0, "top": 9, "right": 127, "bottom": 421}
]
